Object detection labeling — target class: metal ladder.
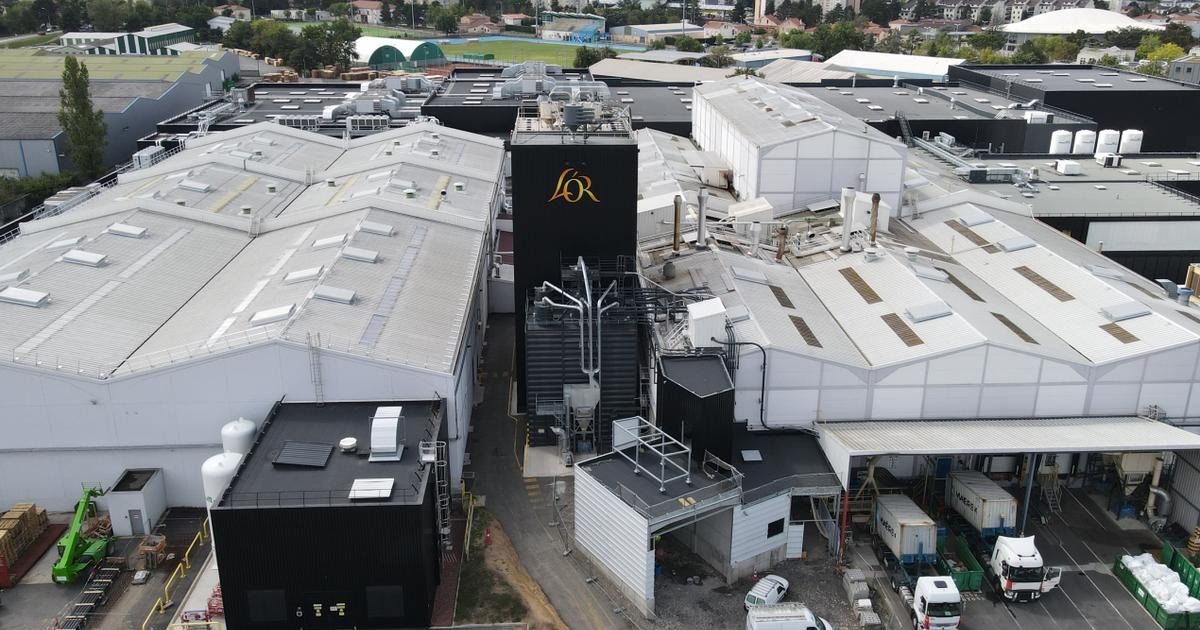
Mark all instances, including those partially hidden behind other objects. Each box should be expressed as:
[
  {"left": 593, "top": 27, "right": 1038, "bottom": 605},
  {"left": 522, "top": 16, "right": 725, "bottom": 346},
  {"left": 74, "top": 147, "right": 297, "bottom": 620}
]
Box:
[
  {"left": 306, "top": 333, "right": 324, "bottom": 406},
  {"left": 1040, "top": 463, "right": 1063, "bottom": 515},
  {"left": 433, "top": 441, "right": 452, "bottom": 550},
  {"left": 896, "top": 111, "right": 914, "bottom": 146}
]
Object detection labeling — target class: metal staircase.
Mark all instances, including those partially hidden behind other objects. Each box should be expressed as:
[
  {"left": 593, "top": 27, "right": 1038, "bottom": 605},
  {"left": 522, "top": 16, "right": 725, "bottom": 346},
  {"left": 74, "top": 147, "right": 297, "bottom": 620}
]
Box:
[
  {"left": 897, "top": 111, "right": 914, "bottom": 146},
  {"left": 1040, "top": 462, "right": 1063, "bottom": 515},
  {"left": 306, "top": 332, "right": 324, "bottom": 406}
]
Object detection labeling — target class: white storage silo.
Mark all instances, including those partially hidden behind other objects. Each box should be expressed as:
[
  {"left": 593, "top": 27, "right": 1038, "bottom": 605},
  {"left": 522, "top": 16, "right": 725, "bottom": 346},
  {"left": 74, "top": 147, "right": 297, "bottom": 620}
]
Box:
[
  {"left": 1072, "top": 129, "right": 1097, "bottom": 154},
  {"left": 1119, "top": 129, "right": 1143, "bottom": 154},
  {"left": 1048, "top": 130, "right": 1072, "bottom": 155},
  {"left": 221, "top": 417, "right": 256, "bottom": 455},
  {"left": 202, "top": 452, "right": 242, "bottom": 509},
  {"left": 1096, "top": 129, "right": 1120, "bottom": 154}
]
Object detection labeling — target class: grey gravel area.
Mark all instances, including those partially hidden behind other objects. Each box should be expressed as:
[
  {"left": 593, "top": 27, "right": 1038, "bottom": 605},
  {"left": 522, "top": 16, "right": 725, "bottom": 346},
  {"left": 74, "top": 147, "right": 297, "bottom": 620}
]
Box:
[{"left": 653, "top": 535, "right": 859, "bottom": 630}]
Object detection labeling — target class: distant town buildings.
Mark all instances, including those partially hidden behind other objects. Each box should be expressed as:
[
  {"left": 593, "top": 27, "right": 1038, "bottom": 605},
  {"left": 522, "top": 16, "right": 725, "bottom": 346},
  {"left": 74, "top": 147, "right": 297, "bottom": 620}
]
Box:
[
  {"left": 58, "top": 23, "right": 195, "bottom": 56},
  {"left": 212, "top": 4, "right": 252, "bottom": 20}
]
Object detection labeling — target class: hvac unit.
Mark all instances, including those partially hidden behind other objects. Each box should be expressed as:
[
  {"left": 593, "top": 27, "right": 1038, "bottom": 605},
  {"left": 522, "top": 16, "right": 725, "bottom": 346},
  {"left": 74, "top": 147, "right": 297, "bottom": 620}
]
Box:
[
  {"left": 132, "top": 146, "right": 164, "bottom": 169},
  {"left": 1095, "top": 152, "right": 1123, "bottom": 168},
  {"left": 1054, "top": 160, "right": 1081, "bottom": 175}
]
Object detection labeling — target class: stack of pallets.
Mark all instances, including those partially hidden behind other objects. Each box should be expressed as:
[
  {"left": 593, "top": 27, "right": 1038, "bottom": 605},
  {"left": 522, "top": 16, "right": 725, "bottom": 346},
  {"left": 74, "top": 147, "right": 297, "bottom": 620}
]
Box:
[{"left": 0, "top": 503, "right": 49, "bottom": 566}]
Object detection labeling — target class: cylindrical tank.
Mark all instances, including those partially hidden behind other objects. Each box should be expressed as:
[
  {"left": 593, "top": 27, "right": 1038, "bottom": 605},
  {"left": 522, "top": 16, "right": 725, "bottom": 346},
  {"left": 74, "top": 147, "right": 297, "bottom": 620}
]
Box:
[
  {"left": 202, "top": 452, "right": 242, "bottom": 509},
  {"left": 221, "top": 417, "right": 256, "bottom": 455},
  {"left": 875, "top": 494, "right": 937, "bottom": 564},
  {"left": 1119, "top": 129, "right": 1143, "bottom": 154},
  {"left": 1049, "top": 130, "right": 1072, "bottom": 155},
  {"left": 1072, "top": 129, "right": 1097, "bottom": 155},
  {"left": 1096, "top": 129, "right": 1120, "bottom": 154},
  {"left": 947, "top": 470, "right": 1018, "bottom": 538}
]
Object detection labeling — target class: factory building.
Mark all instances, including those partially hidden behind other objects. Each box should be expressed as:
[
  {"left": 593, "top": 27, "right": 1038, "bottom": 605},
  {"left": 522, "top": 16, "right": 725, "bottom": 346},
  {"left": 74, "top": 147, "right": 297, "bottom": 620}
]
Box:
[
  {"left": 0, "top": 49, "right": 238, "bottom": 177},
  {"left": 210, "top": 401, "right": 447, "bottom": 629},
  {"left": 58, "top": 23, "right": 196, "bottom": 56},
  {"left": 422, "top": 63, "right": 606, "bottom": 134},
  {"left": 949, "top": 64, "right": 1200, "bottom": 152},
  {"left": 691, "top": 78, "right": 908, "bottom": 214},
  {"left": 0, "top": 121, "right": 505, "bottom": 510}
]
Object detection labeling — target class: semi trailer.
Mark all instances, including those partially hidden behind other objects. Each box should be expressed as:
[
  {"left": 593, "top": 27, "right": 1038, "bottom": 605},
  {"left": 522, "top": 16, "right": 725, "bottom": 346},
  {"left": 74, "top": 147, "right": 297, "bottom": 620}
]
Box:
[{"left": 871, "top": 495, "right": 964, "bottom": 629}]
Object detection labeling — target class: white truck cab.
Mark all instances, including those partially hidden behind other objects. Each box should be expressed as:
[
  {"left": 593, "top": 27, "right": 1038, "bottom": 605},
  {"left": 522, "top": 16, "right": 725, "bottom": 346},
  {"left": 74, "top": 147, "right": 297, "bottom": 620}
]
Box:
[
  {"left": 912, "top": 577, "right": 962, "bottom": 630},
  {"left": 989, "top": 536, "right": 1062, "bottom": 602},
  {"left": 745, "top": 603, "right": 834, "bottom": 630}
]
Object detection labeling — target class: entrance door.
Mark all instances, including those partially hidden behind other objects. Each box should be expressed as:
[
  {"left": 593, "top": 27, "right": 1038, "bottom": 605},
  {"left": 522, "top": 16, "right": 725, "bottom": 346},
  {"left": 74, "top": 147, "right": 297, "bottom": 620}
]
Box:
[
  {"left": 129, "top": 509, "right": 144, "bottom": 536},
  {"left": 786, "top": 522, "right": 805, "bottom": 559}
]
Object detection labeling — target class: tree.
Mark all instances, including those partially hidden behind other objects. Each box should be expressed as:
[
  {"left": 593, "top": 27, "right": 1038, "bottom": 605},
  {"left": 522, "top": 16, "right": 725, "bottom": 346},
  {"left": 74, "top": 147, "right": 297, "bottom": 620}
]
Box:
[
  {"left": 435, "top": 13, "right": 458, "bottom": 33},
  {"left": 328, "top": 2, "right": 354, "bottom": 17},
  {"left": 1135, "top": 33, "right": 1162, "bottom": 59},
  {"left": 765, "top": 0, "right": 775, "bottom": 15},
  {"left": 1147, "top": 41, "right": 1185, "bottom": 62},
  {"left": 58, "top": 56, "right": 107, "bottom": 180},
  {"left": 701, "top": 44, "right": 734, "bottom": 66},
  {"left": 380, "top": 1, "right": 393, "bottom": 24},
  {"left": 86, "top": 0, "right": 126, "bottom": 31},
  {"left": 1093, "top": 0, "right": 1108, "bottom": 8},
  {"left": 31, "top": 0, "right": 56, "bottom": 28},
  {"left": 1126, "top": 2, "right": 1143, "bottom": 17},
  {"left": 1011, "top": 39, "right": 1047, "bottom": 63},
  {"left": 735, "top": 30, "right": 752, "bottom": 45},
  {"left": 648, "top": 38, "right": 667, "bottom": 49},
  {"left": 913, "top": 0, "right": 932, "bottom": 19},
  {"left": 1161, "top": 22, "right": 1197, "bottom": 49},
  {"left": 58, "top": 0, "right": 84, "bottom": 32},
  {"left": 674, "top": 34, "right": 703, "bottom": 51},
  {"left": 3, "top": 3, "right": 39, "bottom": 33},
  {"left": 1096, "top": 53, "right": 1122, "bottom": 67},
  {"left": 731, "top": 0, "right": 748, "bottom": 23},
  {"left": 967, "top": 27, "right": 1005, "bottom": 50},
  {"left": 776, "top": 0, "right": 793, "bottom": 18},
  {"left": 1105, "top": 26, "right": 1149, "bottom": 48},
  {"left": 977, "top": 5, "right": 991, "bottom": 24},
  {"left": 573, "top": 45, "right": 615, "bottom": 66}
]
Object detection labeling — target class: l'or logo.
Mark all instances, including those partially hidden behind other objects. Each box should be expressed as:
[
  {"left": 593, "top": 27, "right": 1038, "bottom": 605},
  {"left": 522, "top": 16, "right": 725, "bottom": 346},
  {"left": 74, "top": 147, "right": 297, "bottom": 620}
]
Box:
[{"left": 548, "top": 168, "right": 599, "bottom": 203}]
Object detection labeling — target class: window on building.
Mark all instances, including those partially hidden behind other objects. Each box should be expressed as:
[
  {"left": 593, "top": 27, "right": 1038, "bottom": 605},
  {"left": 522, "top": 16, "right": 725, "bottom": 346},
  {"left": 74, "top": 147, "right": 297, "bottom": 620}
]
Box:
[{"left": 767, "top": 518, "right": 784, "bottom": 538}]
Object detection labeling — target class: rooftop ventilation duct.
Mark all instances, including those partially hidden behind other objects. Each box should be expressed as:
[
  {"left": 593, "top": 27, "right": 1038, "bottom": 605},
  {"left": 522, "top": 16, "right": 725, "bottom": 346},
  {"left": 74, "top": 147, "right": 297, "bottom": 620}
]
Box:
[
  {"left": 1101, "top": 301, "right": 1151, "bottom": 322},
  {"left": 906, "top": 300, "right": 952, "bottom": 323},
  {"left": 62, "top": 249, "right": 107, "bottom": 267},
  {"left": 313, "top": 285, "right": 355, "bottom": 304},
  {"left": 369, "top": 406, "right": 404, "bottom": 462},
  {"left": 107, "top": 223, "right": 147, "bottom": 238},
  {"left": 0, "top": 286, "right": 49, "bottom": 307}
]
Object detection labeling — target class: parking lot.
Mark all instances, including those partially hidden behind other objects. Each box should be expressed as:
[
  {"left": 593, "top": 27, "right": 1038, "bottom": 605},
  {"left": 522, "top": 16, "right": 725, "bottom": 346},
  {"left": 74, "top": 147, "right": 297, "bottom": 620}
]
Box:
[{"left": 857, "top": 487, "right": 1162, "bottom": 630}]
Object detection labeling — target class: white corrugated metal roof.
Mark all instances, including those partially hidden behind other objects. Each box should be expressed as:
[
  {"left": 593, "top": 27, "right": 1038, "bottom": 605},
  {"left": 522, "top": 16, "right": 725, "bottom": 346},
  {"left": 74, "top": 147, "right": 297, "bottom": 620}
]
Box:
[
  {"left": 819, "top": 416, "right": 1200, "bottom": 456},
  {"left": 824, "top": 50, "right": 964, "bottom": 78}
]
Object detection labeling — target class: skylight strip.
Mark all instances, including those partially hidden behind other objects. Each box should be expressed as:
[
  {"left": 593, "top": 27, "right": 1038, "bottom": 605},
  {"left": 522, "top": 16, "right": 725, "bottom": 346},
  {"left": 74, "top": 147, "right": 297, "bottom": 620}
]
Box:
[
  {"left": 266, "top": 248, "right": 298, "bottom": 277},
  {"left": 233, "top": 279, "right": 270, "bottom": 314},
  {"left": 16, "top": 280, "right": 121, "bottom": 355},
  {"left": 118, "top": 229, "right": 190, "bottom": 280},
  {"left": 207, "top": 316, "right": 237, "bottom": 345},
  {"left": 0, "top": 231, "right": 69, "bottom": 274}
]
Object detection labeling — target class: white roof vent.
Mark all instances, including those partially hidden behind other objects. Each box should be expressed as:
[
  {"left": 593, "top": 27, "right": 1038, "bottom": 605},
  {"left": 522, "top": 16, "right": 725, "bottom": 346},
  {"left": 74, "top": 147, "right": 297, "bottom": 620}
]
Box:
[
  {"left": 906, "top": 300, "right": 952, "bottom": 323},
  {"left": 249, "top": 303, "right": 295, "bottom": 326},
  {"left": 358, "top": 220, "right": 394, "bottom": 236},
  {"left": 312, "top": 234, "right": 347, "bottom": 249},
  {"left": 326, "top": 178, "right": 337, "bottom": 187},
  {"left": 349, "top": 478, "right": 394, "bottom": 500},
  {"left": 265, "top": 182, "right": 277, "bottom": 194},
  {"left": 956, "top": 206, "right": 994, "bottom": 227},
  {"left": 178, "top": 179, "right": 212, "bottom": 193},
  {"left": 62, "top": 249, "right": 107, "bottom": 267},
  {"left": 46, "top": 236, "right": 85, "bottom": 250},
  {"left": 283, "top": 266, "right": 323, "bottom": 284},
  {"left": 403, "top": 188, "right": 416, "bottom": 198},
  {"left": 342, "top": 247, "right": 379, "bottom": 263},
  {"left": 730, "top": 266, "right": 769, "bottom": 285},
  {"left": 0, "top": 286, "right": 49, "bottom": 307},
  {"left": 453, "top": 181, "right": 465, "bottom": 191},
  {"left": 369, "top": 406, "right": 404, "bottom": 462},
  {"left": 997, "top": 236, "right": 1036, "bottom": 253},
  {"left": 313, "top": 285, "right": 355, "bottom": 304},
  {"left": 911, "top": 262, "right": 948, "bottom": 282},
  {"left": 0, "top": 268, "right": 30, "bottom": 284},
  {"left": 1101, "top": 301, "right": 1151, "bottom": 322},
  {"left": 1087, "top": 264, "right": 1123, "bottom": 280},
  {"left": 338, "top": 437, "right": 358, "bottom": 452},
  {"left": 239, "top": 205, "right": 253, "bottom": 216},
  {"left": 107, "top": 223, "right": 146, "bottom": 238}
]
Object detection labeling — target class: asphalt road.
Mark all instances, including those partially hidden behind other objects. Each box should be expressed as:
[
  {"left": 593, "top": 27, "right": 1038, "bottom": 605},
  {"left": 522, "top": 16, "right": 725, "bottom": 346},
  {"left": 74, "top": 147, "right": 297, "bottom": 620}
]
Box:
[{"left": 468, "top": 315, "right": 631, "bottom": 630}]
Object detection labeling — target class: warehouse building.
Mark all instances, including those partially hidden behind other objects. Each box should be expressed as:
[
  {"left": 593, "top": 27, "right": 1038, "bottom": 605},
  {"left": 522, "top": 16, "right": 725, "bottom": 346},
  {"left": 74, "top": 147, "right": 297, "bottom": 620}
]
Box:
[
  {"left": 0, "top": 49, "right": 238, "bottom": 177},
  {"left": 58, "top": 23, "right": 196, "bottom": 56},
  {"left": 949, "top": 64, "right": 1200, "bottom": 152},
  {"left": 691, "top": 77, "right": 908, "bottom": 213},
  {"left": 210, "top": 400, "right": 446, "bottom": 629},
  {"left": 0, "top": 121, "right": 505, "bottom": 510},
  {"left": 609, "top": 22, "right": 706, "bottom": 44},
  {"left": 824, "top": 50, "right": 964, "bottom": 81}
]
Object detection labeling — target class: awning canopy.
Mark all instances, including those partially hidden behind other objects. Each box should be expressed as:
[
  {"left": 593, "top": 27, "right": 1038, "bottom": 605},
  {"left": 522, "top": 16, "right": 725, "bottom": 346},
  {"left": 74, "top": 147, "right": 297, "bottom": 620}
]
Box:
[{"left": 818, "top": 416, "right": 1200, "bottom": 488}]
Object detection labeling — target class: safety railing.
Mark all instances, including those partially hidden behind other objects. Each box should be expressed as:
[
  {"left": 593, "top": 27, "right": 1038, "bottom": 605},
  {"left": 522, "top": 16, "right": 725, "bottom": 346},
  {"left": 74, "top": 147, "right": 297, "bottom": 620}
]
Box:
[{"left": 141, "top": 517, "right": 210, "bottom": 630}]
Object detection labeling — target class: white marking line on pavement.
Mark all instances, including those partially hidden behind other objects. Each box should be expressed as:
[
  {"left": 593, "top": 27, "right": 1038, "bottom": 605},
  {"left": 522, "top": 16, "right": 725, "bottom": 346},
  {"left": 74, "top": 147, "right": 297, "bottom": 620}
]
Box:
[
  {"left": 1048, "top": 580, "right": 1094, "bottom": 630},
  {"left": 1050, "top": 511, "right": 1139, "bottom": 630}
]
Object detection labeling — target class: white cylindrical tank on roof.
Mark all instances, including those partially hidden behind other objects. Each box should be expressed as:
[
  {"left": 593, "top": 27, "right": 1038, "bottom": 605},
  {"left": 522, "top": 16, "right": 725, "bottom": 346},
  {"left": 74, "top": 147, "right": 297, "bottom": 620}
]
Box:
[
  {"left": 1072, "top": 129, "right": 1097, "bottom": 155},
  {"left": 202, "top": 452, "right": 242, "bottom": 509},
  {"left": 1119, "top": 129, "right": 1143, "bottom": 154},
  {"left": 1048, "top": 130, "right": 1072, "bottom": 155},
  {"left": 1096, "top": 129, "right": 1120, "bottom": 154},
  {"left": 221, "top": 417, "right": 256, "bottom": 455}
]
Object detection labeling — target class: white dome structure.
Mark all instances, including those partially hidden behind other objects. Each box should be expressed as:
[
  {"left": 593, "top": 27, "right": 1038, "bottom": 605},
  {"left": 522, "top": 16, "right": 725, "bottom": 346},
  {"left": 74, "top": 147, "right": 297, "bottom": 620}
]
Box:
[{"left": 1001, "top": 8, "right": 1164, "bottom": 35}]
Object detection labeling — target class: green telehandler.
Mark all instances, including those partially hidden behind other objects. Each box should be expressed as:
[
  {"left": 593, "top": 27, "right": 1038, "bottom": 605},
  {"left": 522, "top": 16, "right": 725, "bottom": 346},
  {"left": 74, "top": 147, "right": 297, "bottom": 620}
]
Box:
[{"left": 52, "top": 485, "right": 111, "bottom": 584}]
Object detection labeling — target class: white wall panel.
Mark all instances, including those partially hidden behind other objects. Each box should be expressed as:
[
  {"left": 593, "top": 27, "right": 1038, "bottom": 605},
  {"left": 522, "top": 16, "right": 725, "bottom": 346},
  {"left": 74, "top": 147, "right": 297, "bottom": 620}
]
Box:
[
  {"left": 872, "top": 387, "right": 924, "bottom": 419},
  {"left": 984, "top": 347, "right": 1042, "bottom": 384},
  {"left": 760, "top": 159, "right": 797, "bottom": 191},
  {"left": 1188, "top": 383, "right": 1200, "bottom": 417},
  {"left": 1171, "top": 450, "right": 1200, "bottom": 531},
  {"left": 822, "top": 363, "right": 868, "bottom": 387},
  {"left": 574, "top": 466, "right": 654, "bottom": 615},
  {"left": 1087, "top": 382, "right": 1141, "bottom": 415},
  {"left": 1035, "top": 384, "right": 1088, "bottom": 415},
  {"left": 762, "top": 142, "right": 797, "bottom": 159},
  {"left": 1040, "top": 360, "right": 1089, "bottom": 383},
  {"left": 978, "top": 385, "right": 1037, "bottom": 417},
  {"left": 875, "top": 362, "right": 926, "bottom": 386},
  {"left": 731, "top": 493, "right": 791, "bottom": 563},
  {"left": 923, "top": 386, "right": 981, "bottom": 417},
  {"left": 767, "top": 389, "right": 820, "bottom": 423},
  {"left": 1145, "top": 345, "right": 1199, "bottom": 382},
  {"left": 1139, "top": 383, "right": 1192, "bottom": 418},
  {"left": 1096, "top": 359, "right": 1145, "bottom": 383},
  {"left": 818, "top": 388, "right": 869, "bottom": 419},
  {"left": 833, "top": 134, "right": 869, "bottom": 158},
  {"left": 1085, "top": 221, "right": 1200, "bottom": 251},
  {"left": 926, "top": 347, "right": 986, "bottom": 385},
  {"left": 768, "top": 352, "right": 823, "bottom": 388},
  {"left": 795, "top": 134, "right": 833, "bottom": 157}
]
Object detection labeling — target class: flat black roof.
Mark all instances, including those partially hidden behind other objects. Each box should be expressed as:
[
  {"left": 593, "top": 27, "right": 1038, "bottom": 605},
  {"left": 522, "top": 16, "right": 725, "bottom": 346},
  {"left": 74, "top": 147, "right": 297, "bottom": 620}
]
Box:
[
  {"left": 660, "top": 354, "right": 733, "bottom": 397},
  {"left": 424, "top": 68, "right": 595, "bottom": 108},
  {"left": 957, "top": 65, "right": 1196, "bottom": 92},
  {"left": 803, "top": 83, "right": 1091, "bottom": 123},
  {"left": 218, "top": 401, "right": 442, "bottom": 509},
  {"left": 160, "top": 82, "right": 428, "bottom": 127},
  {"left": 112, "top": 468, "right": 158, "bottom": 493},
  {"left": 616, "top": 85, "right": 693, "bottom": 125},
  {"left": 731, "top": 425, "right": 842, "bottom": 500},
  {"left": 581, "top": 448, "right": 738, "bottom": 519}
]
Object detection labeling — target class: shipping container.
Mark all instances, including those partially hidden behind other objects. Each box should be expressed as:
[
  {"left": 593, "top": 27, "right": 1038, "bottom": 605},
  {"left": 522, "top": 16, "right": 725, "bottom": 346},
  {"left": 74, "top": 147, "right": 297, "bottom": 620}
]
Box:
[
  {"left": 947, "top": 470, "right": 1017, "bottom": 538},
  {"left": 875, "top": 494, "right": 937, "bottom": 564}
]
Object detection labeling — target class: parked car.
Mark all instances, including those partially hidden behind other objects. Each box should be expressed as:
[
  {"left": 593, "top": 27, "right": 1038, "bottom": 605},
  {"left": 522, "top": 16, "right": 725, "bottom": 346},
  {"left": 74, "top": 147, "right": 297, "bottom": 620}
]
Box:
[
  {"left": 744, "top": 574, "right": 790, "bottom": 610},
  {"left": 745, "top": 603, "right": 834, "bottom": 630}
]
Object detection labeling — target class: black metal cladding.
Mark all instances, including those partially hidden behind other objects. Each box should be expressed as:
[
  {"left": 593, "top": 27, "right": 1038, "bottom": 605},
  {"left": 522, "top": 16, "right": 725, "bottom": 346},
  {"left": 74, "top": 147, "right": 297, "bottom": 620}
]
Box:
[
  {"left": 656, "top": 356, "right": 736, "bottom": 463},
  {"left": 210, "top": 488, "right": 439, "bottom": 629},
  {"left": 511, "top": 140, "right": 639, "bottom": 408}
]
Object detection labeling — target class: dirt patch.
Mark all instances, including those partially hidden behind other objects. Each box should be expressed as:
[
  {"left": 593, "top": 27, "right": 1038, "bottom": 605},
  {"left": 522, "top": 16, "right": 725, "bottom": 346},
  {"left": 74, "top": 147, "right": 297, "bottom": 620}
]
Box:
[{"left": 455, "top": 510, "right": 566, "bottom": 630}]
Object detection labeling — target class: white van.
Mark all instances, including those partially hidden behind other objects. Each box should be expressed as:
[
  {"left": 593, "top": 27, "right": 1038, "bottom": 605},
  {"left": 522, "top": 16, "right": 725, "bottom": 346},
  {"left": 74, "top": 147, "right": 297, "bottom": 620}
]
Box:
[{"left": 745, "top": 603, "right": 834, "bottom": 630}]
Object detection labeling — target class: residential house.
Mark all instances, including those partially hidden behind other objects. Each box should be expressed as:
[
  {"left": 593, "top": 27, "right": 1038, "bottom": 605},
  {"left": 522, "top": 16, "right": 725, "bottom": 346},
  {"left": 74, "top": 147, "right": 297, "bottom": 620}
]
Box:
[
  {"left": 460, "top": 13, "right": 502, "bottom": 34},
  {"left": 1169, "top": 53, "right": 1200, "bottom": 84},
  {"left": 501, "top": 13, "right": 532, "bottom": 25},
  {"left": 351, "top": 0, "right": 383, "bottom": 25},
  {"left": 778, "top": 17, "right": 806, "bottom": 33},
  {"left": 1170, "top": 13, "right": 1200, "bottom": 38},
  {"left": 208, "top": 15, "right": 237, "bottom": 32},
  {"left": 704, "top": 20, "right": 752, "bottom": 38},
  {"left": 213, "top": 4, "right": 252, "bottom": 20},
  {"left": 1076, "top": 45, "right": 1135, "bottom": 63}
]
